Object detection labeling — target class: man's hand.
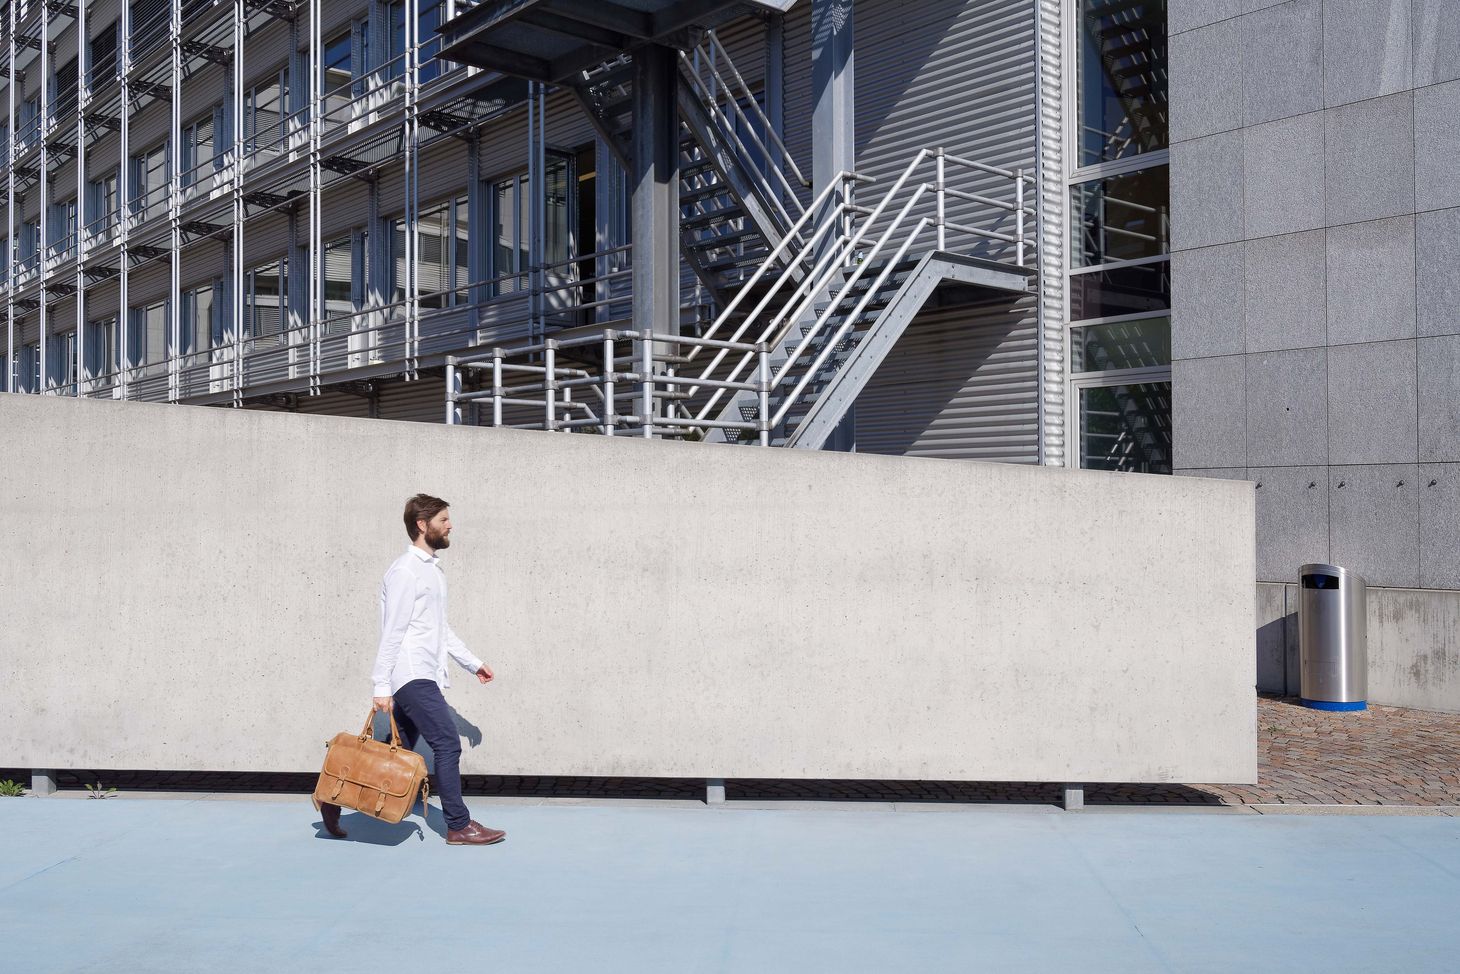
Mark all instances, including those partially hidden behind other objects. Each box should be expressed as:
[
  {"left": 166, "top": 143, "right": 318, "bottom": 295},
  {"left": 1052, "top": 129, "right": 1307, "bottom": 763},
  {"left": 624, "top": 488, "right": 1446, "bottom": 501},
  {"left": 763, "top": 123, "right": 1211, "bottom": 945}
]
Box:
[
  {"left": 373, "top": 695, "right": 394, "bottom": 713},
  {"left": 476, "top": 664, "right": 495, "bottom": 685}
]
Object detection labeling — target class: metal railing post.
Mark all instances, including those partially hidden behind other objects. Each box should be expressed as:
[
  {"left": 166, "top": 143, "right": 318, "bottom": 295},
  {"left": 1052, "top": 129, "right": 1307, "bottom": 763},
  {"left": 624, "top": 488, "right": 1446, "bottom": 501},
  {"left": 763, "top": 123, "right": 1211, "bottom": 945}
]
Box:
[
  {"left": 602, "top": 334, "right": 616, "bottom": 435},
  {"left": 543, "top": 339, "right": 557, "bottom": 431},
  {"left": 936, "top": 147, "right": 946, "bottom": 251},
  {"left": 639, "top": 329, "right": 653, "bottom": 439},
  {"left": 491, "top": 349, "right": 503, "bottom": 426},
  {"left": 444, "top": 357, "right": 459, "bottom": 425},
  {"left": 1016, "top": 169, "right": 1026, "bottom": 265},
  {"left": 757, "top": 342, "right": 770, "bottom": 446}
]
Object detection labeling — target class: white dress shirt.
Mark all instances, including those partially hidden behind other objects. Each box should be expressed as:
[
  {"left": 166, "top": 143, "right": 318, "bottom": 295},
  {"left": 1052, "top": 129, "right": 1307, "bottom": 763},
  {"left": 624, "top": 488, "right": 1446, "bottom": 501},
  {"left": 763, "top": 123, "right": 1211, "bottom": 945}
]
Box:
[{"left": 372, "top": 545, "right": 484, "bottom": 697}]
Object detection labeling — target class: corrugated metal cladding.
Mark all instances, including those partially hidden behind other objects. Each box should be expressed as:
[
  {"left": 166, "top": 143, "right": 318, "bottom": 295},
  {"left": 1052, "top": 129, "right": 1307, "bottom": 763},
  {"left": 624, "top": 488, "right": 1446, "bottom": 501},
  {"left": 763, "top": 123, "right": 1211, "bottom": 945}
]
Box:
[
  {"left": 853, "top": 0, "right": 1037, "bottom": 263},
  {"left": 845, "top": 0, "right": 1041, "bottom": 461},
  {"left": 780, "top": 4, "right": 814, "bottom": 207},
  {"left": 1035, "top": 0, "right": 1066, "bottom": 466},
  {"left": 854, "top": 299, "right": 1039, "bottom": 462}
]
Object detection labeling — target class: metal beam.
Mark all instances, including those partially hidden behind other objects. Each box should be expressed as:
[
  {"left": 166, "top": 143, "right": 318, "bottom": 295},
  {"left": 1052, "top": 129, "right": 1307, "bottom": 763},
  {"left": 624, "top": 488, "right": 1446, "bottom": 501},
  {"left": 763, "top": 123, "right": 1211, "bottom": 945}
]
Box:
[
  {"left": 542, "top": 0, "right": 653, "bottom": 40},
  {"left": 630, "top": 44, "right": 679, "bottom": 432}
]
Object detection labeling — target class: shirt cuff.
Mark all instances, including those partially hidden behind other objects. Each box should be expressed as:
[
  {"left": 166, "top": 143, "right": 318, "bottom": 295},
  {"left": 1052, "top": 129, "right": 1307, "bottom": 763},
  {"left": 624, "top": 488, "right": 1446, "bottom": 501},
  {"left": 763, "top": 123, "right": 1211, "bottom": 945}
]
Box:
[{"left": 373, "top": 684, "right": 392, "bottom": 697}]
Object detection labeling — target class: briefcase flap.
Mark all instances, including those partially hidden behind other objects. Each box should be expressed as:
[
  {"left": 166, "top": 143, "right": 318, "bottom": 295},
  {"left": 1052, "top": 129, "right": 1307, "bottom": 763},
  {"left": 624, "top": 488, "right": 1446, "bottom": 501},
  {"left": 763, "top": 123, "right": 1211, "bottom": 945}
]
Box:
[{"left": 321, "top": 733, "right": 424, "bottom": 799}]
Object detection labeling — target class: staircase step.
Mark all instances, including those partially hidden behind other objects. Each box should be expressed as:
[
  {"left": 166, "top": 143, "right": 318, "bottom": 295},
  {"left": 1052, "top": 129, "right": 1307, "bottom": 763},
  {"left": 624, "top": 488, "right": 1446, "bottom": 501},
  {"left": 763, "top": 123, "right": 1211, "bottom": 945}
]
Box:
[
  {"left": 681, "top": 182, "right": 731, "bottom": 204},
  {"left": 681, "top": 205, "right": 742, "bottom": 229},
  {"left": 690, "top": 225, "right": 761, "bottom": 249}
]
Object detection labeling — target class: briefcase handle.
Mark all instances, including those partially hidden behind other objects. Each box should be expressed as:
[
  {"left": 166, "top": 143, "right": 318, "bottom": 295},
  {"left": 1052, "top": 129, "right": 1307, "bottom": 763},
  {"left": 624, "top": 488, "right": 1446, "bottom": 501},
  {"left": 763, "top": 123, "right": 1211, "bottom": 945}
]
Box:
[{"left": 359, "top": 709, "right": 403, "bottom": 749}]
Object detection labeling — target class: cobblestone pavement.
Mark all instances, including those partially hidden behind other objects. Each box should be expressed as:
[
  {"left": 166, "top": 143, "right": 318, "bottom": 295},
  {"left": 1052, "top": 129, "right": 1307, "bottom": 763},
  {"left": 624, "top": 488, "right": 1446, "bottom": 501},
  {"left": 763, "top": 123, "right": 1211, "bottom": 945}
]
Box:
[{"left": 4, "top": 695, "right": 1457, "bottom": 807}]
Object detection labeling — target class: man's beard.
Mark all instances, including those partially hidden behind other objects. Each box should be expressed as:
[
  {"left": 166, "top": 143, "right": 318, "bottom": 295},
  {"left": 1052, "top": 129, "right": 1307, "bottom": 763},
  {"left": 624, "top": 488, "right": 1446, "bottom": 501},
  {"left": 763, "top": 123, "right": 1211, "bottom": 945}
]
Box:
[{"left": 426, "top": 527, "right": 451, "bottom": 549}]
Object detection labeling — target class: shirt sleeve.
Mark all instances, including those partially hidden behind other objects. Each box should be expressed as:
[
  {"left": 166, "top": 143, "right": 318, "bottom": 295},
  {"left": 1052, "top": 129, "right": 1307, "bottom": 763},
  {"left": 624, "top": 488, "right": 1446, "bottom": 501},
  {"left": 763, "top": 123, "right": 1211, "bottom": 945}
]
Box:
[
  {"left": 372, "top": 567, "right": 414, "bottom": 697},
  {"left": 444, "top": 622, "right": 485, "bottom": 675}
]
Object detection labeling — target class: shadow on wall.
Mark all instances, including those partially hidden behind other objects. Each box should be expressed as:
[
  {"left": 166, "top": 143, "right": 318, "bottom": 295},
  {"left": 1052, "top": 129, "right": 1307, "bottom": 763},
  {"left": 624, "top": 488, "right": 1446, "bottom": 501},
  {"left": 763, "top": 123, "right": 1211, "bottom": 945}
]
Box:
[
  {"left": 368, "top": 704, "right": 485, "bottom": 776},
  {"left": 855, "top": 298, "right": 1034, "bottom": 460}
]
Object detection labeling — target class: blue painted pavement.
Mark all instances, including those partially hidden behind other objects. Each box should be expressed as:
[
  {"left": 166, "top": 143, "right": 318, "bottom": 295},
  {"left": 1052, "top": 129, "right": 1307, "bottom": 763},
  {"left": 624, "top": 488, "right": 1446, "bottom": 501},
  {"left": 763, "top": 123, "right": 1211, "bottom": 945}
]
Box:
[{"left": 2, "top": 798, "right": 1459, "bottom": 972}]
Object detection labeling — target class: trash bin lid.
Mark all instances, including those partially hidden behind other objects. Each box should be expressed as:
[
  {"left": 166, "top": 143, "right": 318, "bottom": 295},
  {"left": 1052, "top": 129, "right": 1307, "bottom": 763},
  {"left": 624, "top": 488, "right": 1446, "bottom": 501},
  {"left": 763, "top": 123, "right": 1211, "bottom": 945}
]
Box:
[{"left": 1299, "top": 563, "right": 1365, "bottom": 587}]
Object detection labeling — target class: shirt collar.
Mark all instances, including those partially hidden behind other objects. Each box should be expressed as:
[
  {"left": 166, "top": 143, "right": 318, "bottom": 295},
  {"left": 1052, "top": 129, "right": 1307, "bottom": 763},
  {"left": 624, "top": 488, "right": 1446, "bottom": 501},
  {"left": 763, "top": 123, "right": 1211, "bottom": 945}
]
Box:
[{"left": 408, "top": 545, "right": 439, "bottom": 565}]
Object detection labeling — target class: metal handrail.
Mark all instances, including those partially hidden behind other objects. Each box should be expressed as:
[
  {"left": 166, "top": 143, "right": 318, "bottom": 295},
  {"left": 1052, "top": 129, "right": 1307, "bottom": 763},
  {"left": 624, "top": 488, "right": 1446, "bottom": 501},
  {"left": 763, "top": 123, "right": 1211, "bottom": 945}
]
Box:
[{"left": 702, "top": 30, "right": 808, "bottom": 189}]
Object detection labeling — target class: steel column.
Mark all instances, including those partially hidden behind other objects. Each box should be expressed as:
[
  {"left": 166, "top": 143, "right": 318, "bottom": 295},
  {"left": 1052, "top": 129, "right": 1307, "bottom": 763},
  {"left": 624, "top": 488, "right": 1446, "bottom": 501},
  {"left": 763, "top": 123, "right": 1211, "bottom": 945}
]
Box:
[
  {"left": 5, "top": 0, "right": 15, "bottom": 393},
  {"left": 75, "top": 0, "right": 86, "bottom": 396},
  {"left": 38, "top": 5, "right": 48, "bottom": 393},
  {"left": 118, "top": 0, "right": 131, "bottom": 400},
  {"left": 309, "top": 0, "right": 322, "bottom": 395},
  {"left": 403, "top": 0, "right": 419, "bottom": 377},
  {"left": 231, "top": 0, "right": 244, "bottom": 405},
  {"left": 169, "top": 0, "right": 181, "bottom": 401}
]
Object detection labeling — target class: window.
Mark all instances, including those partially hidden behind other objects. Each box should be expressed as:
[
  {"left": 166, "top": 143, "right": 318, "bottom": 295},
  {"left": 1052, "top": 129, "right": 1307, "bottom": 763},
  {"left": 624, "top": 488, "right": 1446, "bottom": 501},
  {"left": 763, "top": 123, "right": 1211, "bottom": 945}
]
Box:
[
  {"left": 181, "top": 111, "right": 219, "bottom": 187},
  {"left": 17, "top": 221, "right": 41, "bottom": 273},
  {"left": 1071, "top": 167, "right": 1169, "bottom": 268},
  {"left": 48, "top": 331, "right": 77, "bottom": 394},
  {"left": 1068, "top": 0, "right": 1170, "bottom": 475},
  {"left": 88, "top": 20, "right": 120, "bottom": 90},
  {"left": 18, "top": 96, "right": 41, "bottom": 149},
  {"left": 417, "top": 0, "right": 446, "bottom": 84},
  {"left": 323, "top": 235, "right": 353, "bottom": 320},
  {"left": 89, "top": 169, "right": 121, "bottom": 239},
  {"left": 128, "top": 299, "right": 168, "bottom": 368},
  {"left": 180, "top": 283, "right": 217, "bottom": 357},
  {"left": 19, "top": 342, "right": 40, "bottom": 393},
  {"left": 246, "top": 259, "right": 287, "bottom": 338},
  {"left": 386, "top": 2, "right": 406, "bottom": 82},
  {"left": 49, "top": 198, "right": 78, "bottom": 258},
  {"left": 390, "top": 195, "right": 470, "bottom": 309},
  {"left": 1076, "top": 0, "right": 1167, "bottom": 167},
  {"left": 86, "top": 316, "right": 120, "bottom": 379},
  {"left": 489, "top": 155, "right": 573, "bottom": 296},
  {"left": 245, "top": 69, "right": 290, "bottom": 153},
  {"left": 130, "top": 142, "right": 169, "bottom": 220}
]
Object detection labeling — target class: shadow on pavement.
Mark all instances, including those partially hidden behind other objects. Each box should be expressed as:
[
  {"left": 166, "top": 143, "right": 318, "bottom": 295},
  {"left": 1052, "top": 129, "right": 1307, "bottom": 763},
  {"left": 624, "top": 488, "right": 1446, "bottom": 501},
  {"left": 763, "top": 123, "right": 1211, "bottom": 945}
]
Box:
[{"left": 313, "top": 801, "right": 448, "bottom": 844}]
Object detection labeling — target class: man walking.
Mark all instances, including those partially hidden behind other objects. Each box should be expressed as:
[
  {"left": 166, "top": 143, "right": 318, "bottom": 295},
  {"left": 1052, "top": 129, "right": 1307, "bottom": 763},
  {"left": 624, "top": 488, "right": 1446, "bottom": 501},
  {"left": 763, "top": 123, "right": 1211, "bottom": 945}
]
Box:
[{"left": 320, "top": 493, "right": 506, "bottom": 846}]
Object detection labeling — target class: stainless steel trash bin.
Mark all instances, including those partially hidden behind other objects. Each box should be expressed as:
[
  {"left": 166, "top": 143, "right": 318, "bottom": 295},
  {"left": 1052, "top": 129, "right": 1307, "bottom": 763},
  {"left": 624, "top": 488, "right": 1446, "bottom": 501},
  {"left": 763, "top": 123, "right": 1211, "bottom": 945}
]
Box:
[{"left": 1298, "top": 563, "right": 1367, "bottom": 711}]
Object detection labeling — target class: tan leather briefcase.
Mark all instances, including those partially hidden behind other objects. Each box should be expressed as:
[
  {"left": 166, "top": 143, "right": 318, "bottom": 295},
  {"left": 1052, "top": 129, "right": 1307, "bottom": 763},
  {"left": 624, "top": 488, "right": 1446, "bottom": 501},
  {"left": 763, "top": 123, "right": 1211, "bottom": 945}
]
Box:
[{"left": 312, "top": 710, "right": 429, "bottom": 825}]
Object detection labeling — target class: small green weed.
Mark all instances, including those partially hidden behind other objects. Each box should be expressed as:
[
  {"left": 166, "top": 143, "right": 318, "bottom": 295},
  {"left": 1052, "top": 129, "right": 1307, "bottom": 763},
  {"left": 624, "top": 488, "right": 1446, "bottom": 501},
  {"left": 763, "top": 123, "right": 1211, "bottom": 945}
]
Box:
[
  {"left": 85, "top": 782, "right": 118, "bottom": 799},
  {"left": 0, "top": 779, "right": 24, "bottom": 797}
]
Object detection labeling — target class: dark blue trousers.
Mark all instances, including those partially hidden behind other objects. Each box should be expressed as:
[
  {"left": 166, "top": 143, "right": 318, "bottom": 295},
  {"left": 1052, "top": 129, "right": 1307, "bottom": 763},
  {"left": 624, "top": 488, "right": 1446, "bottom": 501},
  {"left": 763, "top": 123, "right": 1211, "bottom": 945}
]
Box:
[{"left": 382, "top": 679, "right": 471, "bottom": 832}]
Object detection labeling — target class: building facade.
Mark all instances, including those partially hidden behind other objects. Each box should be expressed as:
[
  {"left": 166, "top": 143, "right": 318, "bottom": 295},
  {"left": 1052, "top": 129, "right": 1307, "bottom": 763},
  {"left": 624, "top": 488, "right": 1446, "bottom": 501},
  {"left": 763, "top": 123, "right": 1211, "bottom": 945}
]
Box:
[{"left": 2, "top": 0, "right": 1453, "bottom": 704}]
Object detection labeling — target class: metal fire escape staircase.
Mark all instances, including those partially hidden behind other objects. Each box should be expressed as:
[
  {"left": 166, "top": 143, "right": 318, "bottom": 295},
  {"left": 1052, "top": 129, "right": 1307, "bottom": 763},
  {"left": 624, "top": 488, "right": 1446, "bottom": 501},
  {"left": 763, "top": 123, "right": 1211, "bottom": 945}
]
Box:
[{"left": 438, "top": 0, "right": 1038, "bottom": 448}]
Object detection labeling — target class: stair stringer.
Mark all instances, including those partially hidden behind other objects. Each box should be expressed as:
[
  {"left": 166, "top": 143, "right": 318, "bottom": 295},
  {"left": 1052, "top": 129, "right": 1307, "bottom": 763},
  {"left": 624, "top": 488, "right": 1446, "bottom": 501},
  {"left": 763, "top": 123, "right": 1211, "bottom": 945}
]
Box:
[{"left": 785, "top": 252, "right": 1037, "bottom": 450}]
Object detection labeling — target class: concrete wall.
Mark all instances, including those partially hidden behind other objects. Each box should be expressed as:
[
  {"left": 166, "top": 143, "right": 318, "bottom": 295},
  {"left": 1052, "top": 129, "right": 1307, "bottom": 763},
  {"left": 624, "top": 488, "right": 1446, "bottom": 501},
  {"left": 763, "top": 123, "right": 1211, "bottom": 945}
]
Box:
[
  {"left": 1169, "top": 0, "right": 1460, "bottom": 592},
  {"left": 1256, "top": 581, "right": 1460, "bottom": 712},
  {"left": 0, "top": 394, "right": 1256, "bottom": 784}
]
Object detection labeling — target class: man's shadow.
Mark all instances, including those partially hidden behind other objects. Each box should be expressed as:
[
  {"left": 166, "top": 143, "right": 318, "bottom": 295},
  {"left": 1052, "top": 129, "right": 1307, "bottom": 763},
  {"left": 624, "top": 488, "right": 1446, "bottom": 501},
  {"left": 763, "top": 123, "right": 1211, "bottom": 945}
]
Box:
[{"left": 311, "top": 704, "right": 483, "bottom": 844}]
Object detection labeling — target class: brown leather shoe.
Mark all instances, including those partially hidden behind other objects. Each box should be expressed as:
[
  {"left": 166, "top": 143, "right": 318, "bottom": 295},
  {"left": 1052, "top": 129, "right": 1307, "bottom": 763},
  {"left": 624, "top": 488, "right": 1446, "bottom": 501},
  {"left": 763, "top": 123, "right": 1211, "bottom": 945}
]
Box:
[
  {"left": 320, "top": 802, "right": 347, "bottom": 838},
  {"left": 446, "top": 820, "right": 506, "bottom": 846}
]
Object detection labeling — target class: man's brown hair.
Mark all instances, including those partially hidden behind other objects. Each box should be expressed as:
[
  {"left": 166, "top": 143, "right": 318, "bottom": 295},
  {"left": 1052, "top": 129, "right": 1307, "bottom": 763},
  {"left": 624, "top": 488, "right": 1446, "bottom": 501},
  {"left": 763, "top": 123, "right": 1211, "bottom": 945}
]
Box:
[{"left": 404, "top": 493, "right": 449, "bottom": 540}]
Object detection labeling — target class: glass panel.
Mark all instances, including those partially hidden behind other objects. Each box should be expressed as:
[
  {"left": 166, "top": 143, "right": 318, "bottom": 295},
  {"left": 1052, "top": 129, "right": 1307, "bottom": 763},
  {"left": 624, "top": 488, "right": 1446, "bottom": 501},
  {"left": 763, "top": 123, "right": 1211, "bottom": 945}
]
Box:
[
  {"left": 388, "top": 2, "right": 406, "bottom": 81},
  {"left": 1069, "top": 260, "right": 1169, "bottom": 322},
  {"left": 323, "top": 237, "right": 353, "bottom": 334},
  {"left": 250, "top": 262, "right": 282, "bottom": 337},
  {"left": 545, "top": 155, "right": 571, "bottom": 267},
  {"left": 418, "top": 0, "right": 445, "bottom": 84},
  {"left": 145, "top": 302, "right": 167, "bottom": 364},
  {"left": 417, "top": 202, "right": 447, "bottom": 309},
  {"left": 391, "top": 219, "right": 407, "bottom": 305},
  {"left": 493, "top": 177, "right": 520, "bottom": 295},
  {"left": 1079, "top": 381, "right": 1172, "bottom": 474},
  {"left": 1078, "top": 0, "right": 1167, "bottom": 166},
  {"left": 1071, "top": 316, "right": 1171, "bottom": 373},
  {"left": 1071, "top": 166, "right": 1169, "bottom": 267},
  {"left": 249, "top": 78, "right": 283, "bottom": 151},
  {"left": 323, "top": 31, "right": 353, "bottom": 126},
  {"left": 454, "top": 197, "right": 470, "bottom": 302}
]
